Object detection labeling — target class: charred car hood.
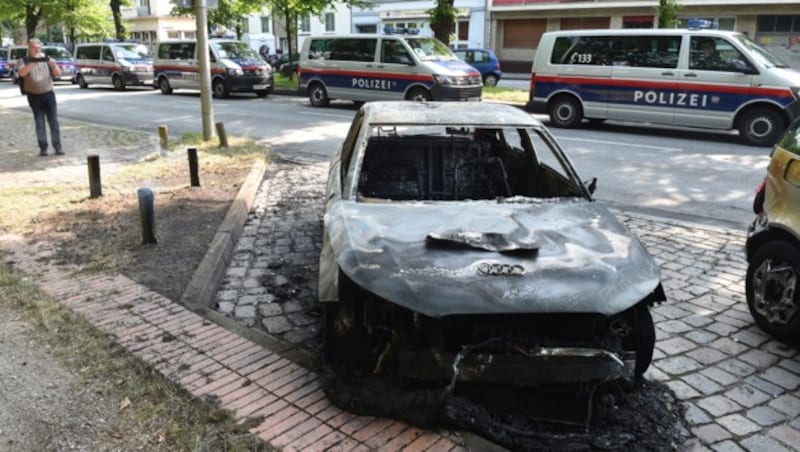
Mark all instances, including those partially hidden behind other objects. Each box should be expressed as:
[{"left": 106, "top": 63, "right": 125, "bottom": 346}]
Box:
[{"left": 325, "top": 199, "right": 661, "bottom": 318}]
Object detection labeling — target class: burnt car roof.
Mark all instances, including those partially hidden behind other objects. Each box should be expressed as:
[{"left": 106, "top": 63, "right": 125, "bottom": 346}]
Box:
[{"left": 362, "top": 101, "right": 542, "bottom": 127}]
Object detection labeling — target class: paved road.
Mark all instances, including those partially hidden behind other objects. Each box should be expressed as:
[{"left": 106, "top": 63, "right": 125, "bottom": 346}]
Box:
[
  {"left": 0, "top": 82, "right": 769, "bottom": 226},
  {"left": 216, "top": 159, "right": 800, "bottom": 451}
]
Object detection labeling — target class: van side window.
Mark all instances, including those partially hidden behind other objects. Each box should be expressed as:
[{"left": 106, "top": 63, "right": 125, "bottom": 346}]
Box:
[
  {"left": 690, "top": 37, "right": 751, "bottom": 72},
  {"left": 328, "top": 38, "right": 376, "bottom": 62},
  {"left": 101, "top": 47, "right": 115, "bottom": 62},
  {"left": 551, "top": 36, "right": 612, "bottom": 65},
  {"left": 381, "top": 40, "right": 412, "bottom": 64},
  {"left": 609, "top": 36, "right": 681, "bottom": 68},
  {"left": 309, "top": 39, "right": 331, "bottom": 60}
]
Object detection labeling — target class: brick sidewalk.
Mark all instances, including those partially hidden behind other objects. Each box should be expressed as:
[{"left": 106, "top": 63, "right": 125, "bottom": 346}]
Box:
[{"left": 0, "top": 236, "right": 465, "bottom": 451}]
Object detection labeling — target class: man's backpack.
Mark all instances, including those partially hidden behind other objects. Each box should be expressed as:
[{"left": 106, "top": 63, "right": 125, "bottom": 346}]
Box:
[{"left": 18, "top": 57, "right": 27, "bottom": 95}]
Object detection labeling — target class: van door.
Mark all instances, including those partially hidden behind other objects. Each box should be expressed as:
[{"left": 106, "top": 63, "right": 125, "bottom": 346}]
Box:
[
  {"left": 326, "top": 38, "right": 379, "bottom": 102},
  {"left": 98, "top": 45, "right": 116, "bottom": 85},
  {"left": 674, "top": 36, "right": 755, "bottom": 130},
  {"left": 374, "top": 38, "right": 417, "bottom": 101},
  {"left": 179, "top": 42, "right": 198, "bottom": 90},
  {"left": 608, "top": 35, "right": 682, "bottom": 125}
]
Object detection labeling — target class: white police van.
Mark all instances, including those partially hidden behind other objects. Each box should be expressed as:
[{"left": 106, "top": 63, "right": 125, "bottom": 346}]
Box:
[
  {"left": 298, "top": 32, "right": 482, "bottom": 107},
  {"left": 528, "top": 26, "right": 800, "bottom": 146},
  {"left": 74, "top": 41, "right": 153, "bottom": 90},
  {"left": 154, "top": 39, "right": 273, "bottom": 98}
]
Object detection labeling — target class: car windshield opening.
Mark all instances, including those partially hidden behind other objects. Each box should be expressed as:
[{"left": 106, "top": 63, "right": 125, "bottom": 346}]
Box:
[{"left": 356, "top": 125, "right": 585, "bottom": 201}]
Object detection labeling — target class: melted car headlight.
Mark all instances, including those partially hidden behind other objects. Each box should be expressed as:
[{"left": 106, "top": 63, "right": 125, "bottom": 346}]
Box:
[
  {"left": 792, "top": 87, "right": 800, "bottom": 99},
  {"left": 227, "top": 68, "right": 244, "bottom": 76}
]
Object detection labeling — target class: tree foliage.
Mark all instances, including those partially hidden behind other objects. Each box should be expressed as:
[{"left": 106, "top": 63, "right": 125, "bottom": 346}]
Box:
[
  {"left": 428, "top": 0, "right": 455, "bottom": 45},
  {"left": 0, "top": 0, "right": 113, "bottom": 43},
  {"left": 656, "top": 0, "right": 681, "bottom": 29}
]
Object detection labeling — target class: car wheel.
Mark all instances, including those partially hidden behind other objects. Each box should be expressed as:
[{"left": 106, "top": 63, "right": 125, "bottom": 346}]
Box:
[
  {"left": 77, "top": 75, "right": 88, "bottom": 89},
  {"left": 483, "top": 74, "right": 499, "bottom": 87},
  {"left": 308, "top": 82, "right": 330, "bottom": 107},
  {"left": 746, "top": 240, "right": 800, "bottom": 340},
  {"left": 10, "top": 71, "right": 18, "bottom": 84},
  {"left": 406, "top": 87, "right": 431, "bottom": 102},
  {"left": 159, "top": 77, "right": 173, "bottom": 95},
  {"left": 212, "top": 79, "right": 229, "bottom": 98},
  {"left": 112, "top": 74, "right": 125, "bottom": 90},
  {"left": 739, "top": 108, "right": 784, "bottom": 147},
  {"left": 255, "top": 89, "right": 268, "bottom": 98},
  {"left": 549, "top": 95, "right": 583, "bottom": 128}
]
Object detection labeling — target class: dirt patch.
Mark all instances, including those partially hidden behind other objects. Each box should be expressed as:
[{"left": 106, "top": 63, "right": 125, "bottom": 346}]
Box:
[{"left": 0, "top": 108, "right": 267, "bottom": 450}]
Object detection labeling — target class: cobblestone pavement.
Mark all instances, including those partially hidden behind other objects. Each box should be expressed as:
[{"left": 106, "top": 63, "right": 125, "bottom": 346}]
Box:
[{"left": 216, "top": 159, "right": 800, "bottom": 451}]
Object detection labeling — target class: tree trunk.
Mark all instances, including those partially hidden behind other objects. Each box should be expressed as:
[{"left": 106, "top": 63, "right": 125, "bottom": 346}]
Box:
[
  {"left": 282, "top": 6, "right": 295, "bottom": 80},
  {"left": 110, "top": 0, "right": 125, "bottom": 40},
  {"left": 25, "top": 4, "right": 43, "bottom": 40},
  {"left": 431, "top": 0, "right": 455, "bottom": 46}
]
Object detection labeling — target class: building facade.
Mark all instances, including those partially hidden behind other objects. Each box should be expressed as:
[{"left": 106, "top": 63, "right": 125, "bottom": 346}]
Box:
[
  {"left": 489, "top": 0, "right": 800, "bottom": 72},
  {"left": 352, "top": 0, "right": 488, "bottom": 49},
  {"left": 122, "top": 0, "right": 197, "bottom": 49}
]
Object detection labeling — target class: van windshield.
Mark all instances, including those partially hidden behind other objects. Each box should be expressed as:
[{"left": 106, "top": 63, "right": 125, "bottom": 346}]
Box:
[
  {"left": 213, "top": 41, "right": 259, "bottom": 59},
  {"left": 405, "top": 37, "right": 458, "bottom": 61},
  {"left": 734, "top": 34, "right": 789, "bottom": 69},
  {"left": 115, "top": 44, "right": 150, "bottom": 60},
  {"left": 43, "top": 47, "right": 72, "bottom": 59}
]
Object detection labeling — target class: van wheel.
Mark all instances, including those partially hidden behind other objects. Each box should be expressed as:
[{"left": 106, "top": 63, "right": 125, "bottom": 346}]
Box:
[
  {"left": 407, "top": 87, "right": 431, "bottom": 102},
  {"left": 483, "top": 74, "right": 499, "bottom": 87},
  {"left": 77, "top": 75, "right": 88, "bottom": 89},
  {"left": 159, "top": 77, "right": 173, "bottom": 95},
  {"left": 308, "top": 82, "right": 329, "bottom": 107},
  {"left": 112, "top": 75, "right": 125, "bottom": 90},
  {"left": 212, "top": 79, "right": 229, "bottom": 98},
  {"left": 255, "top": 89, "right": 268, "bottom": 98},
  {"left": 10, "top": 71, "right": 18, "bottom": 84},
  {"left": 739, "top": 108, "right": 784, "bottom": 147},
  {"left": 746, "top": 240, "right": 800, "bottom": 340},
  {"left": 549, "top": 95, "right": 583, "bottom": 128}
]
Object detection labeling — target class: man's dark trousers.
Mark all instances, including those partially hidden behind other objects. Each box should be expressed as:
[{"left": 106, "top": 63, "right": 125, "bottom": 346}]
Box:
[{"left": 27, "top": 91, "right": 61, "bottom": 153}]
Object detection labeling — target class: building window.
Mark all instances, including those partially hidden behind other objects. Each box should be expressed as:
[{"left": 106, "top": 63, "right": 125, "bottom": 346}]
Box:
[
  {"left": 261, "top": 16, "right": 270, "bottom": 33},
  {"left": 325, "top": 12, "right": 335, "bottom": 32},
  {"left": 300, "top": 15, "right": 310, "bottom": 33},
  {"left": 458, "top": 20, "right": 469, "bottom": 41},
  {"left": 758, "top": 15, "right": 800, "bottom": 33},
  {"left": 623, "top": 16, "right": 654, "bottom": 29},
  {"left": 356, "top": 24, "right": 377, "bottom": 34},
  {"left": 241, "top": 18, "right": 250, "bottom": 34},
  {"left": 184, "top": 31, "right": 196, "bottom": 39},
  {"left": 167, "top": 31, "right": 180, "bottom": 39}
]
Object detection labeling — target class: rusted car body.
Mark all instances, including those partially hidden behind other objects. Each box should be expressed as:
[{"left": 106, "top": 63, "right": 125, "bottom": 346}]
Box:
[{"left": 318, "top": 102, "right": 666, "bottom": 389}]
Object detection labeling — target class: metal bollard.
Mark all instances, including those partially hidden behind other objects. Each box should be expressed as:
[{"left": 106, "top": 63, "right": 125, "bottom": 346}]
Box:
[
  {"left": 215, "top": 121, "right": 229, "bottom": 148},
  {"left": 158, "top": 125, "right": 169, "bottom": 149},
  {"left": 137, "top": 187, "right": 157, "bottom": 244},
  {"left": 187, "top": 147, "right": 200, "bottom": 187},
  {"left": 87, "top": 154, "right": 102, "bottom": 198}
]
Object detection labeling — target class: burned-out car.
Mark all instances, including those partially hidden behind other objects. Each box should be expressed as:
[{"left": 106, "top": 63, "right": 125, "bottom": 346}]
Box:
[{"left": 318, "top": 102, "right": 666, "bottom": 392}]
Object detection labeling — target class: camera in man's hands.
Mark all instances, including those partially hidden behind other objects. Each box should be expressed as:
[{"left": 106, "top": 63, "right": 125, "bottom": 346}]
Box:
[{"left": 29, "top": 57, "right": 48, "bottom": 63}]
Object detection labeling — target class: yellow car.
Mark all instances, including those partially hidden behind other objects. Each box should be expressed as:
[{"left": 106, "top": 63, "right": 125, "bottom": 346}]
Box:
[{"left": 746, "top": 118, "right": 800, "bottom": 340}]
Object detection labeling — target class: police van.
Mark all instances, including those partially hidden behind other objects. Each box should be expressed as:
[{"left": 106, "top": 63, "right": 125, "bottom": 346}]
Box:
[
  {"left": 528, "top": 28, "right": 800, "bottom": 146},
  {"left": 154, "top": 39, "right": 273, "bottom": 98},
  {"left": 298, "top": 33, "right": 482, "bottom": 107},
  {"left": 74, "top": 41, "right": 153, "bottom": 90}
]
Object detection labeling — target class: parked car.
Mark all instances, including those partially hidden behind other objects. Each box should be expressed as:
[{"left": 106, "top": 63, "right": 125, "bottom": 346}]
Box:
[
  {"left": 272, "top": 52, "right": 298, "bottom": 77},
  {"left": 318, "top": 101, "right": 666, "bottom": 392},
  {"left": 41, "top": 45, "right": 77, "bottom": 83},
  {"left": 0, "top": 50, "right": 8, "bottom": 79},
  {"left": 745, "top": 117, "right": 800, "bottom": 340},
  {"left": 453, "top": 48, "right": 503, "bottom": 87}
]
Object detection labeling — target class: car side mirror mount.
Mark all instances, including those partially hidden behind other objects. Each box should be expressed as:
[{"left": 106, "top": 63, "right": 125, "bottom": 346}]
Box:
[{"left": 584, "top": 177, "right": 597, "bottom": 195}]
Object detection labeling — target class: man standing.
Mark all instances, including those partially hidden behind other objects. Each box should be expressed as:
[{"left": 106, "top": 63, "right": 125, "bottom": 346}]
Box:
[{"left": 18, "top": 38, "right": 63, "bottom": 156}]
